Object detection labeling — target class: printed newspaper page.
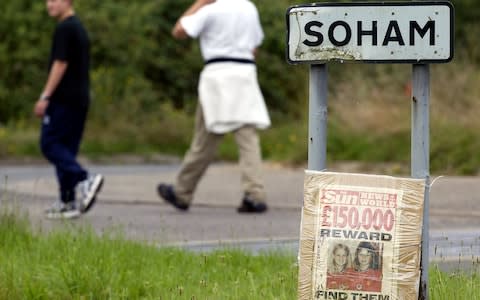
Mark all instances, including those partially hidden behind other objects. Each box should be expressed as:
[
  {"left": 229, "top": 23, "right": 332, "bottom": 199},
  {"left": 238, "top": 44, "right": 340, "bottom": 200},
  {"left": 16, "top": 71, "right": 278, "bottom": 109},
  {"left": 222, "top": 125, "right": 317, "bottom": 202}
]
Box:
[{"left": 298, "top": 171, "right": 426, "bottom": 300}]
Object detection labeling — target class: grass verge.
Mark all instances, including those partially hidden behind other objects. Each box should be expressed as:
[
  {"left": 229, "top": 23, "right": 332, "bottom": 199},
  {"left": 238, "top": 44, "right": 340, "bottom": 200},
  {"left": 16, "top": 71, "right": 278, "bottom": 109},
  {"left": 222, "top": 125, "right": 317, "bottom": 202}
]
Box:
[
  {"left": 0, "top": 208, "right": 479, "bottom": 299},
  {"left": 3, "top": 115, "right": 479, "bottom": 175},
  {"left": 0, "top": 208, "right": 296, "bottom": 300},
  {"left": 430, "top": 265, "right": 480, "bottom": 300}
]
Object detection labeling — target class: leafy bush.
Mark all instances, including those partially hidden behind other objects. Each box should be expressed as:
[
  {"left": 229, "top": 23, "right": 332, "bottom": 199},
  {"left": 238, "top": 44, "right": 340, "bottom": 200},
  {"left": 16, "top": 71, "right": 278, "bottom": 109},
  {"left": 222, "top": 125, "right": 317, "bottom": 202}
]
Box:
[
  {"left": 0, "top": 0, "right": 309, "bottom": 124},
  {"left": 2, "top": 0, "right": 474, "bottom": 123},
  {"left": 1, "top": 0, "right": 480, "bottom": 174}
]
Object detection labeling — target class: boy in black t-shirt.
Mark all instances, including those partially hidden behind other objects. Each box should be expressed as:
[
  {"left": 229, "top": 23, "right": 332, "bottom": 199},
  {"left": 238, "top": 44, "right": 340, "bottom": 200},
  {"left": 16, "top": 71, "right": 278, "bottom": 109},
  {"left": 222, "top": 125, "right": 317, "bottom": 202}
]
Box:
[{"left": 35, "top": 0, "right": 104, "bottom": 219}]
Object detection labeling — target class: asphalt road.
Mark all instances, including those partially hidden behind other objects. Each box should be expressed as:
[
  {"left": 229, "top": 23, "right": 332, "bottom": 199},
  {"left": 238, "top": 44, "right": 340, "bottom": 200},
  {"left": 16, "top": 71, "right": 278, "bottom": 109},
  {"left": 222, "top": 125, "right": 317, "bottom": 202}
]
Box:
[{"left": 1, "top": 163, "right": 479, "bottom": 271}]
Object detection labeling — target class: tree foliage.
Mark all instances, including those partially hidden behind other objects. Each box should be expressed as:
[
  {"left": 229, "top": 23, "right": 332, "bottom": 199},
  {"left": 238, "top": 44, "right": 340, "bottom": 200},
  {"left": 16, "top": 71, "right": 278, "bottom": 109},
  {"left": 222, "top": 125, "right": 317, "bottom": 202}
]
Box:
[
  {"left": 0, "top": 0, "right": 307, "bottom": 123},
  {"left": 0, "top": 0, "right": 477, "bottom": 124}
]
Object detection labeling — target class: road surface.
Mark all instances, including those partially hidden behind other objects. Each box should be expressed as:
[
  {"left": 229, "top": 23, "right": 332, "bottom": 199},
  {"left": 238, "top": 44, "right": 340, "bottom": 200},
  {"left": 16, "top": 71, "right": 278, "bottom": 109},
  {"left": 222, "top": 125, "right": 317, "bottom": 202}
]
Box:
[{"left": 1, "top": 163, "right": 479, "bottom": 272}]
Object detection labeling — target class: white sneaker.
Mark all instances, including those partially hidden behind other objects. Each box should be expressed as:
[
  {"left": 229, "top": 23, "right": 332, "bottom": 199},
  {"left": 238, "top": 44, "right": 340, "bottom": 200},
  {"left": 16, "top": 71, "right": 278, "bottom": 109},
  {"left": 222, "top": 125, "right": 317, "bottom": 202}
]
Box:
[
  {"left": 77, "top": 174, "right": 104, "bottom": 213},
  {"left": 45, "top": 200, "right": 81, "bottom": 220}
]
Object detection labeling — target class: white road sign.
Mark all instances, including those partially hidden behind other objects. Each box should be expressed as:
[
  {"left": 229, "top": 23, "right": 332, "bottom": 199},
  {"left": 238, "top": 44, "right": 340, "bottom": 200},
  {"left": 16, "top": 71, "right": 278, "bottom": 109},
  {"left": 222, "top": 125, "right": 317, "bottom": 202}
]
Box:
[{"left": 287, "top": 2, "right": 454, "bottom": 64}]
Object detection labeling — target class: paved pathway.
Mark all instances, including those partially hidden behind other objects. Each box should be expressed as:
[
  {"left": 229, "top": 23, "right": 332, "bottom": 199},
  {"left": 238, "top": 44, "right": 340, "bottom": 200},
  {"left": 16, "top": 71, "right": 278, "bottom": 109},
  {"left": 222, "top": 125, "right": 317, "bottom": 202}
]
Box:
[{"left": 1, "top": 163, "right": 479, "bottom": 270}]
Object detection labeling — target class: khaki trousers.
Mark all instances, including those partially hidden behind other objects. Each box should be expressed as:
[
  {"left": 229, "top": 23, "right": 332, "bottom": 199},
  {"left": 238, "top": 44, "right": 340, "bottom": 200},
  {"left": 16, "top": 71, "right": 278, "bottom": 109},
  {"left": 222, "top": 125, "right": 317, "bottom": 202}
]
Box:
[{"left": 174, "top": 106, "right": 266, "bottom": 204}]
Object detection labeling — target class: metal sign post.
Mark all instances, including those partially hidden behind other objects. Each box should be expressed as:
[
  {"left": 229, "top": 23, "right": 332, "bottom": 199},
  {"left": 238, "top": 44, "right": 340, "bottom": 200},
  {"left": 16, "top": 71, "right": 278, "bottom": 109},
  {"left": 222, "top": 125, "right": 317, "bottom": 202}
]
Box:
[
  {"left": 412, "top": 64, "right": 431, "bottom": 300},
  {"left": 308, "top": 64, "right": 328, "bottom": 171},
  {"left": 287, "top": 2, "right": 454, "bottom": 300}
]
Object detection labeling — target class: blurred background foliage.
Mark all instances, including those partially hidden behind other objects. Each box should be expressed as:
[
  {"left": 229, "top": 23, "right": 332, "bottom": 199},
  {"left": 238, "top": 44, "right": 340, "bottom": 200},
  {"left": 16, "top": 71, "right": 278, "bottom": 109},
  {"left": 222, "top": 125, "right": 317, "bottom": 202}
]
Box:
[
  {"left": 0, "top": 0, "right": 479, "bottom": 174},
  {"left": 0, "top": 0, "right": 309, "bottom": 122}
]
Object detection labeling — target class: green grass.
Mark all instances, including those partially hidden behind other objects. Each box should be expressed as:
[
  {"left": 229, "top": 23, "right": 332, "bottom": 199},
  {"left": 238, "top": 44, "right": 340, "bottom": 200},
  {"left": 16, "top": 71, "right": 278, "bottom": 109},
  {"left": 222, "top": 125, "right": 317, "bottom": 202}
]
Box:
[
  {"left": 0, "top": 208, "right": 297, "bottom": 300},
  {"left": 430, "top": 266, "right": 480, "bottom": 300},
  {"left": 3, "top": 115, "right": 480, "bottom": 175},
  {"left": 0, "top": 208, "right": 479, "bottom": 299}
]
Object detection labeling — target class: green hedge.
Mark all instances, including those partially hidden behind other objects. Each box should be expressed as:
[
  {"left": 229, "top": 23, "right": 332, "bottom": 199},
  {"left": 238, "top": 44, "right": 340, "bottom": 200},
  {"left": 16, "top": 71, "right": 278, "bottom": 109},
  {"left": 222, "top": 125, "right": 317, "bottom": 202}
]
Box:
[
  {"left": 0, "top": 0, "right": 308, "bottom": 124},
  {"left": 1, "top": 0, "right": 477, "bottom": 124},
  {"left": 1, "top": 0, "right": 480, "bottom": 173}
]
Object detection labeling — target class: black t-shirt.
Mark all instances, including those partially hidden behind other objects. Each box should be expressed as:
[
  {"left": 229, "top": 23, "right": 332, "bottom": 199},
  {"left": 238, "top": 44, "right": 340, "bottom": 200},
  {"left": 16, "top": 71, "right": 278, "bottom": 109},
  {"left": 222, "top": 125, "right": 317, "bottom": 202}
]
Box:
[{"left": 49, "top": 15, "right": 90, "bottom": 106}]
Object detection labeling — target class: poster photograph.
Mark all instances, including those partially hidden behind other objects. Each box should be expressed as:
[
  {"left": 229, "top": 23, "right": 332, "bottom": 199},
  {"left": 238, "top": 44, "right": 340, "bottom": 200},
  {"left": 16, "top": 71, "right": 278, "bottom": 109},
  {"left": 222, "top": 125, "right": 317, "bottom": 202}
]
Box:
[
  {"left": 326, "top": 241, "right": 383, "bottom": 293},
  {"left": 298, "top": 171, "right": 426, "bottom": 300}
]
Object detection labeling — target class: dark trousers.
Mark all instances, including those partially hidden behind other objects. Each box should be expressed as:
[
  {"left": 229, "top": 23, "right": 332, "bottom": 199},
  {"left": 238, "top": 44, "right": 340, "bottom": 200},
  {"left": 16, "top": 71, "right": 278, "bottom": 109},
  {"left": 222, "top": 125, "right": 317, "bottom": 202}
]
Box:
[{"left": 40, "top": 102, "right": 88, "bottom": 203}]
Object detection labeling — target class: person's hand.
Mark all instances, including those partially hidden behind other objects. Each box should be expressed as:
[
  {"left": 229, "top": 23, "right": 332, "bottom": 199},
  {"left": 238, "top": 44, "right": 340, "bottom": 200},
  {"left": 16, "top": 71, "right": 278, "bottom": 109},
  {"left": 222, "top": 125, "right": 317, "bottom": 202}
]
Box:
[{"left": 34, "top": 99, "right": 49, "bottom": 118}]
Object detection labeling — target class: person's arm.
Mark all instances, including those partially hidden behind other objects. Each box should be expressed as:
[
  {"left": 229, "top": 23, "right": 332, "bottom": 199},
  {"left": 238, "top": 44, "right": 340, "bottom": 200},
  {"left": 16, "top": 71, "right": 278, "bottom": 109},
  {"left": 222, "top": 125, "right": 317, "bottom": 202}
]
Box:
[
  {"left": 172, "top": 0, "right": 215, "bottom": 40},
  {"left": 34, "top": 60, "right": 68, "bottom": 118}
]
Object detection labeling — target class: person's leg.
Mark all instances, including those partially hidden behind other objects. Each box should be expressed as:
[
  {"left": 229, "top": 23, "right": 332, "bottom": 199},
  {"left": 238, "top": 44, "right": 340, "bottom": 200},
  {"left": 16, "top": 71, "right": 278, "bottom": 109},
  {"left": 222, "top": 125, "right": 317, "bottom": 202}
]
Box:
[
  {"left": 66, "top": 104, "right": 104, "bottom": 213},
  {"left": 63, "top": 104, "right": 90, "bottom": 195},
  {"left": 64, "top": 105, "right": 88, "bottom": 161},
  {"left": 40, "top": 103, "right": 88, "bottom": 203},
  {"left": 55, "top": 168, "right": 75, "bottom": 203},
  {"left": 233, "top": 125, "right": 267, "bottom": 212},
  {"left": 173, "top": 105, "right": 223, "bottom": 204}
]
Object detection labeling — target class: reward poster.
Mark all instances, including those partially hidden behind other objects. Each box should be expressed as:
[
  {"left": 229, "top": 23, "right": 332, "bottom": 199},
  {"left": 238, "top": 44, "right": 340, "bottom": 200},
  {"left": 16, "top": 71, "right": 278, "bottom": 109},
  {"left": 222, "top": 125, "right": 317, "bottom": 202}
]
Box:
[{"left": 298, "top": 171, "right": 426, "bottom": 300}]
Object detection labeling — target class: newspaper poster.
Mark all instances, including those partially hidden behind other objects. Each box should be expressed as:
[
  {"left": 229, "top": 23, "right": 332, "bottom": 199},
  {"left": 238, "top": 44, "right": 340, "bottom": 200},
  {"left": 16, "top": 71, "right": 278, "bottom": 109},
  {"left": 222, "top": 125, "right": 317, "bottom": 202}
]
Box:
[{"left": 298, "top": 171, "right": 426, "bottom": 300}]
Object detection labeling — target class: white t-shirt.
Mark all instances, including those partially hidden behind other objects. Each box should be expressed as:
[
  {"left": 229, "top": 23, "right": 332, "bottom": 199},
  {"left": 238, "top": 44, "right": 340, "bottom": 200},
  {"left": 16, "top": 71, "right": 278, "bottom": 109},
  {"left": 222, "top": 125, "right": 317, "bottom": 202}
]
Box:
[{"left": 180, "top": 0, "right": 264, "bottom": 61}]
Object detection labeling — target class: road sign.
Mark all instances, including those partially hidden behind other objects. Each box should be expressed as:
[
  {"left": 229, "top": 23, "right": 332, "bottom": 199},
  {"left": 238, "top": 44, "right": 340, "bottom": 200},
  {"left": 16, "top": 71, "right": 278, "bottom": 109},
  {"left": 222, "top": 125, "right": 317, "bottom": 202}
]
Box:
[
  {"left": 287, "top": 2, "right": 455, "bottom": 299},
  {"left": 287, "top": 2, "right": 454, "bottom": 63}
]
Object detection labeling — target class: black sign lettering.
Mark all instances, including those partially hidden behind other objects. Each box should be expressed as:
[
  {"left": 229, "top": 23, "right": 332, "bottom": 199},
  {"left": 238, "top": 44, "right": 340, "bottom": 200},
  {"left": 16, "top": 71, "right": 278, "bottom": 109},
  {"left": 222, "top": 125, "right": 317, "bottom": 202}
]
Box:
[
  {"left": 303, "top": 21, "right": 324, "bottom": 47},
  {"left": 328, "top": 21, "right": 352, "bottom": 46},
  {"left": 382, "top": 21, "right": 405, "bottom": 46},
  {"left": 410, "top": 20, "right": 435, "bottom": 46},
  {"left": 357, "top": 21, "right": 378, "bottom": 46},
  {"left": 316, "top": 291, "right": 349, "bottom": 300}
]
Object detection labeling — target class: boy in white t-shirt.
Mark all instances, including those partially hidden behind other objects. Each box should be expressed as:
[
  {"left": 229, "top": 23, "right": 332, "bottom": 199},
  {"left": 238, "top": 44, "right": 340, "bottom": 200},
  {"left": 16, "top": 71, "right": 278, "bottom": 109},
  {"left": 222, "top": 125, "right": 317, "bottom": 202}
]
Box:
[{"left": 157, "top": 0, "right": 271, "bottom": 213}]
